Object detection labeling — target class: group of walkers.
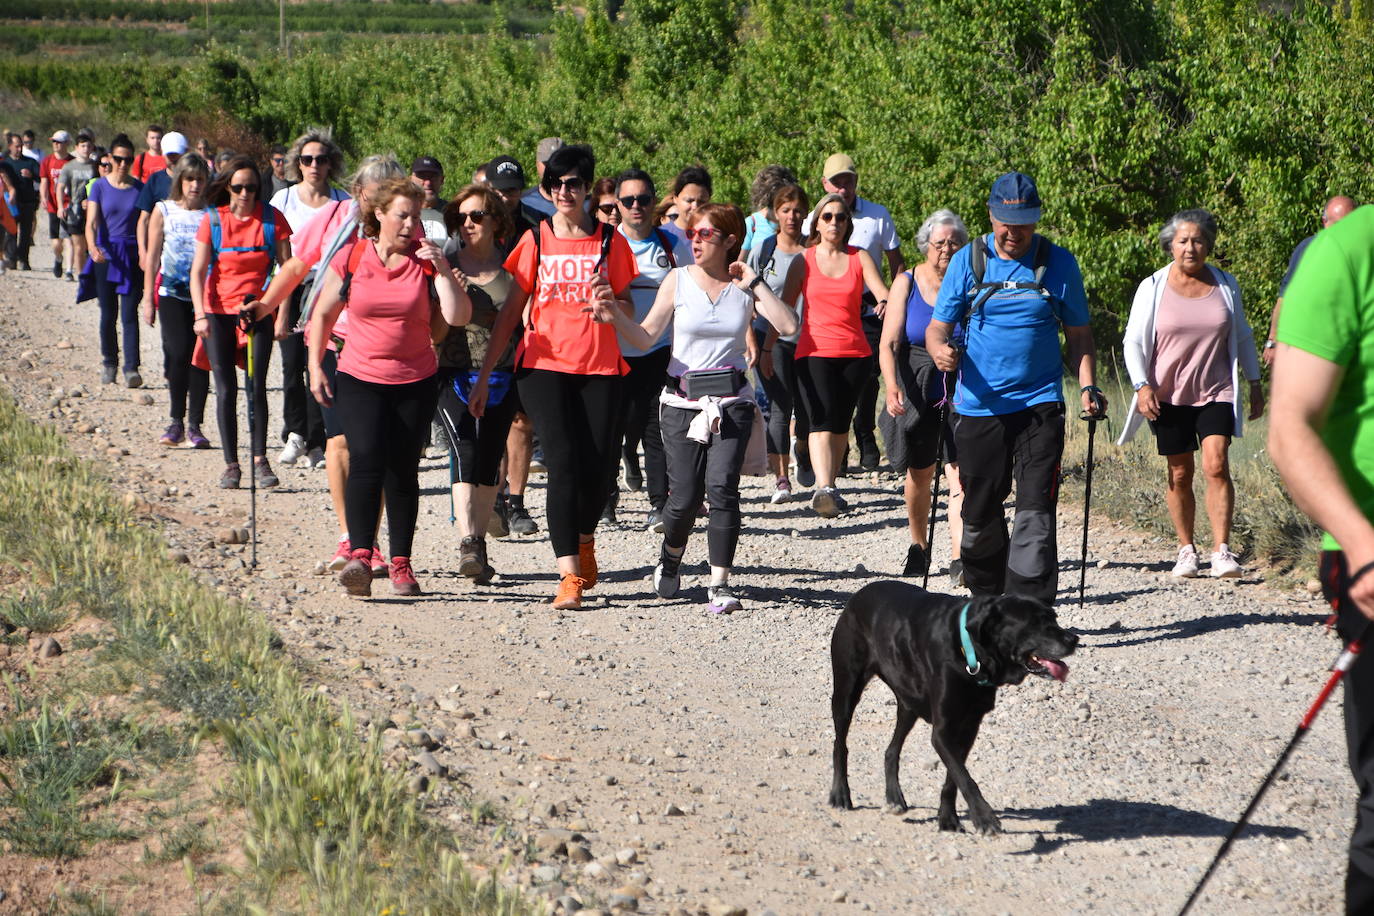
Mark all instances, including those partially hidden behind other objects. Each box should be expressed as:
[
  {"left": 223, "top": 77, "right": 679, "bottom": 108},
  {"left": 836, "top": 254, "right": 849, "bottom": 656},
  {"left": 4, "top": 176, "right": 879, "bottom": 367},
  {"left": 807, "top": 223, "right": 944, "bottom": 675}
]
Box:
[{"left": 1, "top": 123, "right": 1311, "bottom": 615}]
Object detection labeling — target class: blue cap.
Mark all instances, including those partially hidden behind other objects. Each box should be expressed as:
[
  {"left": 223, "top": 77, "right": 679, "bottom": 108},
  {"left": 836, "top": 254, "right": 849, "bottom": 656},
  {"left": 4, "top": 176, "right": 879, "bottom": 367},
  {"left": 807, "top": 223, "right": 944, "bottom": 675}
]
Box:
[{"left": 987, "top": 172, "right": 1042, "bottom": 225}]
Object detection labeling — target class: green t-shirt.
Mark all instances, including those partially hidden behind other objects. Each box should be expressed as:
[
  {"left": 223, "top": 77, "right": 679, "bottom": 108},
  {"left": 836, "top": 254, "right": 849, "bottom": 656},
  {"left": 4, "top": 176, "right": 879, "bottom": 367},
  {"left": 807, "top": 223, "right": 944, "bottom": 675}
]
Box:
[{"left": 1277, "top": 204, "right": 1374, "bottom": 551}]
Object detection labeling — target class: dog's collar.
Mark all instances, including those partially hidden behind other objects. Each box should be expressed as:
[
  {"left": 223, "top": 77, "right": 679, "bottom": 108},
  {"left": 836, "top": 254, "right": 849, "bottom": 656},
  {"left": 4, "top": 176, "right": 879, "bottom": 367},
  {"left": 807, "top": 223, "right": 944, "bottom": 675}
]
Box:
[{"left": 959, "top": 602, "right": 993, "bottom": 687}]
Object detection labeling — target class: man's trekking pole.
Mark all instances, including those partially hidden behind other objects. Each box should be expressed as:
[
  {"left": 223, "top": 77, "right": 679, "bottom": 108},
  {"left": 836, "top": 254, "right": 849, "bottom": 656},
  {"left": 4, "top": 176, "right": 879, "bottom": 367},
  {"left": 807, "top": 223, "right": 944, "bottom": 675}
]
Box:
[
  {"left": 1078, "top": 387, "right": 1106, "bottom": 607},
  {"left": 923, "top": 402, "right": 948, "bottom": 590},
  {"left": 1178, "top": 621, "right": 1374, "bottom": 915},
  {"left": 241, "top": 298, "right": 259, "bottom": 569}
]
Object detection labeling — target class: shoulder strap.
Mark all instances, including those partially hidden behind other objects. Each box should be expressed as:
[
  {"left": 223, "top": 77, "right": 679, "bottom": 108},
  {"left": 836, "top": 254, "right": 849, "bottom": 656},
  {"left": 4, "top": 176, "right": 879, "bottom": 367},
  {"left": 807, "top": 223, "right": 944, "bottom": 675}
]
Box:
[
  {"left": 338, "top": 237, "right": 370, "bottom": 304},
  {"left": 260, "top": 201, "right": 275, "bottom": 253},
  {"left": 969, "top": 233, "right": 986, "bottom": 285},
  {"left": 207, "top": 206, "right": 223, "bottom": 269},
  {"left": 757, "top": 234, "right": 778, "bottom": 276},
  {"left": 652, "top": 227, "right": 678, "bottom": 269}
]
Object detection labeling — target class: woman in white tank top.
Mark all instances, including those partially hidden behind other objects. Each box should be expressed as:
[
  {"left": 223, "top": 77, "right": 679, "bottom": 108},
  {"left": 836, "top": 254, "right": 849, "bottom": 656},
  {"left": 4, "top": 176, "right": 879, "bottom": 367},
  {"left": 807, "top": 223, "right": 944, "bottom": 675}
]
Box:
[{"left": 589, "top": 203, "right": 797, "bottom": 614}]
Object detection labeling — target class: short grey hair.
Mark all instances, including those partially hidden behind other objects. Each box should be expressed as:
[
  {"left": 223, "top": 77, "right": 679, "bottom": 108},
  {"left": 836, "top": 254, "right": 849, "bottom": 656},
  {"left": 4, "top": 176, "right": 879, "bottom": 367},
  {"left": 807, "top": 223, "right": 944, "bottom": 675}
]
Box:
[
  {"left": 915, "top": 209, "right": 969, "bottom": 254},
  {"left": 286, "top": 127, "right": 345, "bottom": 182},
  {"left": 1159, "top": 208, "right": 1218, "bottom": 255},
  {"left": 345, "top": 153, "right": 405, "bottom": 200}
]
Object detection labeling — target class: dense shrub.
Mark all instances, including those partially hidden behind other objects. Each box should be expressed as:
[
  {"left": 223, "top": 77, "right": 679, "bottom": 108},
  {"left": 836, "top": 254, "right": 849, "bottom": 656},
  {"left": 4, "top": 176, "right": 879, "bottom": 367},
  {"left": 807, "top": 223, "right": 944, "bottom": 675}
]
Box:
[{"left": 3, "top": 0, "right": 1372, "bottom": 335}]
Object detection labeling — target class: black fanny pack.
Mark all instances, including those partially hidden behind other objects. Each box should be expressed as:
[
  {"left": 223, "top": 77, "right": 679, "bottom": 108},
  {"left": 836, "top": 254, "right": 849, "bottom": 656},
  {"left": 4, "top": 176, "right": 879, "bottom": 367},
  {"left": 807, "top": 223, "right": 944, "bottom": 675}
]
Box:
[{"left": 673, "top": 367, "right": 746, "bottom": 399}]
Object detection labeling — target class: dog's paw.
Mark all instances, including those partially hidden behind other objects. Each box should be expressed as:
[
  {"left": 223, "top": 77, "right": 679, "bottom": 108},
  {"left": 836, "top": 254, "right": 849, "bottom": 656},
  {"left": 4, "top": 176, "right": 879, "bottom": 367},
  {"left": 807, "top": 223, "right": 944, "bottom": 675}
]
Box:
[
  {"left": 972, "top": 814, "right": 1003, "bottom": 836},
  {"left": 936, "top": 813, "right": 963, "bottom": 832},
  {"left": 828, "top": 790, "right": 854, "bottom": 810},
  {"left": 884, "top": 802, "right": 908, "bottom": 816}
]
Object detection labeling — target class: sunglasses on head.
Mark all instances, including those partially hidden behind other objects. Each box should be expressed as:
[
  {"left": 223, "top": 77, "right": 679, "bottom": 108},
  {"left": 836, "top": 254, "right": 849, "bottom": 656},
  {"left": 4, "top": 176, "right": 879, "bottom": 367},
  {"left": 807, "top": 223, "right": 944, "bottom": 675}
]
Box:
[
  {"left": 819, "top": 211, "right": 849, "bottom": 223},
  {"left": 685, "top": 226, "right": 726, "bottom": 242},
  {"left": 596, "top": 203, "right": 617, "bottom": 215},
  {"left": 618, "top": 193, "right": 654, "bottom": 210},
  {"left": 298, "top": 154, "right": 326, "bottom": 167},
  {"left": 110, "top": 155, "right": 133, "bottom": 165},
  {"left": 456, "top": 209, "right": 487, "bottom": 224},
  {"left": 229, "top": 183, "right": 259, "bottom": 194},
  {"left": 548, "top": 176, "right": 585, "bottom": 193}
]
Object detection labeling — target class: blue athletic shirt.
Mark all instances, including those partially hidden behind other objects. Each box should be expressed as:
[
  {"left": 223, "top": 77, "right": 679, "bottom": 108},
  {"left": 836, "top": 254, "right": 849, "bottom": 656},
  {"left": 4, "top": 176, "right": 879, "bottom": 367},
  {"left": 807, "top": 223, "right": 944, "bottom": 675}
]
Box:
[{"left": 933, "top": 233, "right": 1089, "bottom": 416}]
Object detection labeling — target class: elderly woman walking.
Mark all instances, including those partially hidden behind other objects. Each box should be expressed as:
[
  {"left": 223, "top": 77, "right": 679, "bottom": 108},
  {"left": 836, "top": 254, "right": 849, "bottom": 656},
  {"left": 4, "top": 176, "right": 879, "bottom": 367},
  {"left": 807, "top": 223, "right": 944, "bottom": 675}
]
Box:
[
  {"left": 1119, "top": 208, "right": 1264, "bottom": 578},
  {"left": 879, "top": 209, "right": 969, "bottom": 581}
]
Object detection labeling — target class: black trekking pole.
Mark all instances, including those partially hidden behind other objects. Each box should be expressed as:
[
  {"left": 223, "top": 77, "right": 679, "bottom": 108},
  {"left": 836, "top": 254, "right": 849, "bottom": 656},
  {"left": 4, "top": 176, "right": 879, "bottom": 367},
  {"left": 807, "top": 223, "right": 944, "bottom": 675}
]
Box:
[
  {"left": 1078, "top": 389, "right": 1105, "bottom": 607},
  {"left": 241, "top": 298, "right": 259, "bottom": 569},
  {"left": 923, "top": 402, "right": 948, "bottom": 590},
  {"left": 1178, "top": 622, "right": 1373, "bottom": 915}
]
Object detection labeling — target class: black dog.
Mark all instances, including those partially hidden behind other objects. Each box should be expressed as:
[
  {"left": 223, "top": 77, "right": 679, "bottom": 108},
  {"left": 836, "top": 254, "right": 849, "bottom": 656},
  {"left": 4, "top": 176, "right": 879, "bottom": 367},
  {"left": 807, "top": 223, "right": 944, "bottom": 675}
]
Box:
[{"left": 828, "top": 581, "right": 1077, "bottom": 834}]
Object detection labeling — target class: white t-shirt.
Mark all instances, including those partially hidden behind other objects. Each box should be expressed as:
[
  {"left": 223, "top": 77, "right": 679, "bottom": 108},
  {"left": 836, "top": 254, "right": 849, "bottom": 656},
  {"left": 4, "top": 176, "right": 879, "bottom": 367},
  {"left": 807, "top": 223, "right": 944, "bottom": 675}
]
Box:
[
  {"left": 270, "top": 184, "right": 350, "bottom": 277},
  {"left": 618, "top": 224, "right": 693, "bottom": 357}
]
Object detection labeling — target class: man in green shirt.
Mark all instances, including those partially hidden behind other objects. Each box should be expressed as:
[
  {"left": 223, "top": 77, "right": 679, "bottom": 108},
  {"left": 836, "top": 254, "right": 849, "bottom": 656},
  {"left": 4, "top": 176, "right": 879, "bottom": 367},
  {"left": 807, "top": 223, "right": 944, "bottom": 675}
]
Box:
[{"left": 1270, "top": 203, "right": 1374, "bottom": 910}]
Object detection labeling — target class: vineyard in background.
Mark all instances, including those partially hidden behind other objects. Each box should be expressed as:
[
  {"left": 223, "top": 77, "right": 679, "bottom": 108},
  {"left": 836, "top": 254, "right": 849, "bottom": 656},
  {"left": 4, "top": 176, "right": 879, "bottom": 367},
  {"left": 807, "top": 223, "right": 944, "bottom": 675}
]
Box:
[{"left": 3, "top": 0, "right": 1374, "bottom": 334}]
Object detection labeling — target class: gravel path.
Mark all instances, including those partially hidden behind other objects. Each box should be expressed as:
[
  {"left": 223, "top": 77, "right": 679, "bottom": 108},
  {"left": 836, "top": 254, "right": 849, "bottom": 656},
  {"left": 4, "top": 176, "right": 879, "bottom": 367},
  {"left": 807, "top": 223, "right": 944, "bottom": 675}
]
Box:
[{"left": 0, "top": 259, "right": 1352, "bottom": 915}]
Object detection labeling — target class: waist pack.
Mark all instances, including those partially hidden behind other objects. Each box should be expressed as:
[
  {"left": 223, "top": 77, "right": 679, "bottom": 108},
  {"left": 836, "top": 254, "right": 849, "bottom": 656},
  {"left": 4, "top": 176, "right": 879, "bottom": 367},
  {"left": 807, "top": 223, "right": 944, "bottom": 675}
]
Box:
[
  {"left": 452, "top": 370, "right": 513, "bottom": 407},
  {"left": 676, "top": 366, "right": 745, "bottom": 399}
]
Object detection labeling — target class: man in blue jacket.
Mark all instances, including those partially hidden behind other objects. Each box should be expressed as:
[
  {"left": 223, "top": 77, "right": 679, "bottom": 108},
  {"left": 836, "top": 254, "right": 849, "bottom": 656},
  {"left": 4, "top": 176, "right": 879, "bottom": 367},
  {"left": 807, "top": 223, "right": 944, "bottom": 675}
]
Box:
[{"left": 926, "top": 172, "right": 1105, "bottom": 605}]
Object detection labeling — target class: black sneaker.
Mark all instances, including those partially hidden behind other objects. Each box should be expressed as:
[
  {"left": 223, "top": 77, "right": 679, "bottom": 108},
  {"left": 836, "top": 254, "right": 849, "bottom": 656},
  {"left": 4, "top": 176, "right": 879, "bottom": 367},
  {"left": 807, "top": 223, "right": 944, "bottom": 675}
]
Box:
[
  {"left": 858, "top": 437, "right": 881, "bottom": 471},
  {"left": 509, "top": 500, "right": 538, "bottom": 536},
  {"left": 124, "top": 370, "right": 143, "bottom": 389},
  {"left": 646, "top": 509, "right": 665, "bottom": 534},
  {"left": 795, "top": 451, "right": 815, "bottom": 488},
  {"left": 903, "top": 543, "right": 929, "bottom": 578},
  {"left": 623, "top": 454, "right": 643, "bottom": 492},
  {"left": 654, "top": 545, "right": 682, "bottom": 598},
  {"left": 219, "top": 463, "right": 241, "bottom": 489},
  {"left": 488, "top": 493, "right": 511, "bottom": 538},
  {"left": 52, "top": 263, "right": 62, "bottom": 279},
  {"left": 101, "top": 365, "right": 117, "bottom": 384},
  {"left": 601, "top": 488, "right": 619, "bottom": 525}
]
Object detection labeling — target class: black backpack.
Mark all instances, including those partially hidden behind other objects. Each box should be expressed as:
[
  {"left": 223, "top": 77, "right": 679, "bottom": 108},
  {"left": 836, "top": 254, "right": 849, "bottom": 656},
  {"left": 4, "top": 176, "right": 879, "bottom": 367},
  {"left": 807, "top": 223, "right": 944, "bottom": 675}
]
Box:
[
  {"left": 531, "top": 217, "right": 617, "bottom": 270},
  {"left": 963, "top": 233, "right": 1063, "bottom": 330}
]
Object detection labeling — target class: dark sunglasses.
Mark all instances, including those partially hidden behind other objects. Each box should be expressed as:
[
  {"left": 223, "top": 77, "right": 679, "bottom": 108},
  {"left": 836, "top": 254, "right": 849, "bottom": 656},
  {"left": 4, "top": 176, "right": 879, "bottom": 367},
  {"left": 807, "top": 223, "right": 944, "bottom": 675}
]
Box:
[
  {"left": 685, "top": 226, "right": 726, "bottom": 242},
  {"left": 618, "top": 193, "right": 654, "bottom": 210},
  {"left": 98, "top": 161, "right": 112, "bottom": 169},
  {"left": 110, "top": 155, "right": 133, "bottom": 165},
  {"left": 271, "top": 156, "right": 286, "bottom": 165},
  {"left": 298, "top": 154, "right": 327, "bottom": 167},
  {"left": 548, "top": 176, "right": 585, "bottom": 193},
  {"left": 456, "top": 210, "right": 487, "bottom": 224},
  {"left": 819, "top": 211, "right": 849, "bottom": 223},
  {"left": 596, "top": 203, "right": 617, "bottom": 215},
  {"left": 229, "top": 183, "right": 259, "bottom": 194},
  {"left": 665, "top": 211, "right": 680, "bottom": 221}
]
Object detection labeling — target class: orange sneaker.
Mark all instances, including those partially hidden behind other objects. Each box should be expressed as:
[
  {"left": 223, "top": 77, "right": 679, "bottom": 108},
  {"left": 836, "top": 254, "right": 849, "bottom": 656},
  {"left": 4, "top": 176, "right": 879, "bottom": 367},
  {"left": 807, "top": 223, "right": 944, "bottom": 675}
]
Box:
[
  {"left": 578, "top": 538, "right": 598, "bottom": 589},
  {"left": 552, "top": 573, "right": 587, "bottom": 610}
]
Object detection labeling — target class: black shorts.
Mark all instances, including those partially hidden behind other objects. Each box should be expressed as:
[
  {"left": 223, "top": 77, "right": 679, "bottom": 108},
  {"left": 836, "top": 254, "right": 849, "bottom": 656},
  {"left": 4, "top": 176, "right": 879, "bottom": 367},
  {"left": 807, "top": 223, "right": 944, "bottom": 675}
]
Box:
[
  {"left": 48, "top": 212, "right": 66, "bottom": 239},
  {"left": 1148, "top": 401, "right": 1234, "bottom": 456},
  {"left": 795, "top": 355, "right": 873, "bottom": 433}
]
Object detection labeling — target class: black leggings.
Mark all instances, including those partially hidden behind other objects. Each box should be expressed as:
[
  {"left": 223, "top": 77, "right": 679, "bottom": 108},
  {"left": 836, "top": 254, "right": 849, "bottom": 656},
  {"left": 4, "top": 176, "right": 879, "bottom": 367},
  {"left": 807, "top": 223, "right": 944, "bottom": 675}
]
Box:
[
  {"left": 436, "top": 372, "right": 518, "bottom": 487},
  {"left": 279, "top": 286, "right": 326, "bottom": 448},
  {"left": 755, "top": 332, "right": 809, "bottom": 458},
  {"left": 336, "top": 371, "right": 439, "bottom": 559},
  {"left": 94, "top": 260, "right": 142, "bottom": 372},
  {"left": 611, "top": 347, "right": 671, "bottom": 511},
  {"left": 205, "top": 312, "right": 273, "bottom": 465},
  {"left": 795, "top": 354, "right": 872, "bottom": 433},
  {"left": 157, "top": 295, "right": 208, "bottom": 426},
  {"left": 517, "top": 367, "right": 623, "bottom": 558}
]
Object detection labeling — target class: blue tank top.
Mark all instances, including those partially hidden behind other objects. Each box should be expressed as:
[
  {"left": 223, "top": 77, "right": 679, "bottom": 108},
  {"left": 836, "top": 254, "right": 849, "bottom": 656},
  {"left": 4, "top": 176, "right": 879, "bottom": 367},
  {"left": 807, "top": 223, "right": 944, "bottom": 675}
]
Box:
[{"left": 903, "top": 271, "right": 936, "bottom": 347}]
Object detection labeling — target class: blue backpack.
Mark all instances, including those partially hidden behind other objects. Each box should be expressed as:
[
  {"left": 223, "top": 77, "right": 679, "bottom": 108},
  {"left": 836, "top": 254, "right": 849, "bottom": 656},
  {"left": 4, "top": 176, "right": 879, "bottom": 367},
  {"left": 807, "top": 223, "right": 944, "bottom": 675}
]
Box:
[{"left": 206, "top": 202, "right": 277, "bottom": 289}]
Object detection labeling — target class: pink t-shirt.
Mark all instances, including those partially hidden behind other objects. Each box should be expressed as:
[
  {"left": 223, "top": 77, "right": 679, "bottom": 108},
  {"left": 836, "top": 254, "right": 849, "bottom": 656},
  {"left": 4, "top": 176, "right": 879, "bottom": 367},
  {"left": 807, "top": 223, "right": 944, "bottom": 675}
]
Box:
[
  {"left": 1150, "top": 282, "right": 1233, "bottom": 406},
  {"left": 328, "top": 239, "right": 437, "bottom": 385}
]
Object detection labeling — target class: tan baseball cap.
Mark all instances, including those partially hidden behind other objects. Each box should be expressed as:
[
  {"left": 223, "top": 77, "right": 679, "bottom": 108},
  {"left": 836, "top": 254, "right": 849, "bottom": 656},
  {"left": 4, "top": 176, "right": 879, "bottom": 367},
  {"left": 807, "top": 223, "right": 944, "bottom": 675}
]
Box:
[
  {"left": 823, "top": 153, "right": 857, "bottom": 180},
  {"left": 536, "top": 137, "right": 565, "bottom": 163}
]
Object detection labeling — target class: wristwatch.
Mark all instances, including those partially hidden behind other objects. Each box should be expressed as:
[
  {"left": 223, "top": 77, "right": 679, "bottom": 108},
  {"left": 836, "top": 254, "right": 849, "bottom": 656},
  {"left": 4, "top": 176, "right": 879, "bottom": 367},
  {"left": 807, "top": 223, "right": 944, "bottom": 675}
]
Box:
[
  {"left": 1264, "top": 340, "right": 1277, "bottom": 349},
  {"left": 747, "top": 274, "right": 766, "bottom": 291},
  {"left": 1133, "top": 381, "right": 1149, "bottom": 391}
]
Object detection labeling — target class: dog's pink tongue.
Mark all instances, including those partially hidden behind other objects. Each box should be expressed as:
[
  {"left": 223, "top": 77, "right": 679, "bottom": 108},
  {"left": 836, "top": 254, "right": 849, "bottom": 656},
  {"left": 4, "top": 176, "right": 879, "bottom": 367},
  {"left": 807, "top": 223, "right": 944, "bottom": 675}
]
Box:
[{"left": 1043, "top": 658, "right": 1069, "bottom": 682}]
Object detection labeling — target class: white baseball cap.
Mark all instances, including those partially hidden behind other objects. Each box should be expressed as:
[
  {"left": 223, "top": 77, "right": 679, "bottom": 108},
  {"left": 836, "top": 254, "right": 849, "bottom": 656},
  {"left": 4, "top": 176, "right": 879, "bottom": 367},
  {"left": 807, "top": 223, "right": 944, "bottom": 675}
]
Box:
[{"left": 161, "top": 131, "right": 189, "bottom": 155}]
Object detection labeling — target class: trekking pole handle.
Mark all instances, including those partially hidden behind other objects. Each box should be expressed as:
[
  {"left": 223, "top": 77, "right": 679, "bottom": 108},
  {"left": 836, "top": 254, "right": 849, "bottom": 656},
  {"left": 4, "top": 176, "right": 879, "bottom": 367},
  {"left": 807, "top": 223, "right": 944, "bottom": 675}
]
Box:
[{"left": 1080, "top": 385, "right": 1106, "bottom": 421}]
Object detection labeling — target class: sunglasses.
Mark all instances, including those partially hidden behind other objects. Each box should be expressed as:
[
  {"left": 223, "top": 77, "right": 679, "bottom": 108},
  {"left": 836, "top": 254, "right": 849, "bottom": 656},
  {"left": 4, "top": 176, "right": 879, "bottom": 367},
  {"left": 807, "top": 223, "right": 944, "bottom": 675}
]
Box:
[
  {"left": 819, "top": 211, "right": 849, "bottom": 223},
  {"left": 110, "top": 155, "right": 133, "bottom": 165},
  {"left": 456, "top": 210, "right": 487, "bottom": 224},
  {"left": 666, "top": 211, "right": 680, "bottom": 222},
  {"left": 618, "top": 193, "right": 654, "bottom": 210},
  {"left": 548, "top": 176, "right": 585, "bottom": 193},
  {"left": 98, "top": 162, "right": 112, "bottom": 170},
  {"left": 596, "top": 203, "right": 617, "bottom": 215},
  {"left": 685, "top": 226, "right": 726, "bottom": 242},
  {"left": 271, "top": 157, "right": 286, "bottom": 165},
  {"left": 298, "top": 154, "right": 327, "bottom": 167},
  {"left": 229, "top": 183, "right": 259, "bottom": 194}
]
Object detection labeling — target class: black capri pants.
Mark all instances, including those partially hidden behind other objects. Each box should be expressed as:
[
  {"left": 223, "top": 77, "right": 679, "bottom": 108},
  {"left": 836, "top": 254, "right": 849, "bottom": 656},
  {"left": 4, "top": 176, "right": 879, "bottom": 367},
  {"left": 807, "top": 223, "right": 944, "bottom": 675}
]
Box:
[
  {"left": 205, "top": 312, "right": 273, "bottom": 465},
  {"left": 436, "top": 372, "right": 519, "bottom": 488},
  {"left": 335, "top": 370, "right": 439, "bottom": 559},
  {"left": 795, "top": 354, "right": 873, "bottom": 434},
  {"left": 660, "top": 399, "right": 755, "bottom": 569},
  {"left": 516, "top": 367, "right": 623, "bottom": 558}
]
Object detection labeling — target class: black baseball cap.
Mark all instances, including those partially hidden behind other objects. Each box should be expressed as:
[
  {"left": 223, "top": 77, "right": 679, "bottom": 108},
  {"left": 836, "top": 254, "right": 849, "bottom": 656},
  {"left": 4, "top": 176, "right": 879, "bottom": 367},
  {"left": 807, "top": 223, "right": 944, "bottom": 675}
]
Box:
[
  {"left": 487, "top": 155, "right": 526, "bottom": 191},
  {"left": 411, "top": 155, "right": 443, "bottom": 176}
]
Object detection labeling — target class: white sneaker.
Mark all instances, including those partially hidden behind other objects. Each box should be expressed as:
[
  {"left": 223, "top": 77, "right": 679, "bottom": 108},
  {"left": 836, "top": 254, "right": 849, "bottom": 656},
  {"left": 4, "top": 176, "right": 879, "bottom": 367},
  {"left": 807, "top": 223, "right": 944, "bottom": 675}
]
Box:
[
  {"left": 279, "top": 432, "right": 307, "bottom": 466},
  {"left": 1171, "top": 545, "right": 1200, "bottom": 578},
  {"left": 1210, "top": 544, "right": 1242, "bottom": 578},
  {"left": 770, "top": 479, "right": 793, "bottom": 504},
  {"left": 307, "top": 446, "right": 326, "bottom": 469}
]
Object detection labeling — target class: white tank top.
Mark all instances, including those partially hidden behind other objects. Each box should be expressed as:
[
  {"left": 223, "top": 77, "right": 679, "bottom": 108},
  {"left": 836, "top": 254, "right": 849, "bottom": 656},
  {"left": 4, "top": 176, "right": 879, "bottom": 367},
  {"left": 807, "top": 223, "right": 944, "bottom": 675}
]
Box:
[{"left": 666, "top": 266, "right": 753, "bottom": 378}]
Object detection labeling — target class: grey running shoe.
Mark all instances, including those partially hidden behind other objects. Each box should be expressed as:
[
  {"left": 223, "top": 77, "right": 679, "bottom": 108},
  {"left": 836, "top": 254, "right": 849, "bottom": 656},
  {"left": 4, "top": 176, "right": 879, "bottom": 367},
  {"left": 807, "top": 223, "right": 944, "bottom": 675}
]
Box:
[
  {"left": 653, "top": 545, "right": 682, "bottom": 598},
  {"left": 707, "top": 584, "right": 742, "bottom": 614}
]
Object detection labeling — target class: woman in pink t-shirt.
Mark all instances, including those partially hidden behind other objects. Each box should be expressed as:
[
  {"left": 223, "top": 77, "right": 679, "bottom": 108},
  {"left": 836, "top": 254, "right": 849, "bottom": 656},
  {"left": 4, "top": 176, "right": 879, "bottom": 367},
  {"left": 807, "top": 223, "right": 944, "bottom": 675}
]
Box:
[
  {"left": 1119, "top": 208, "right": 1264, "bottom": 579},
  {"left": 307, "top": 178, "right": 471, "bottom": 597}
]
